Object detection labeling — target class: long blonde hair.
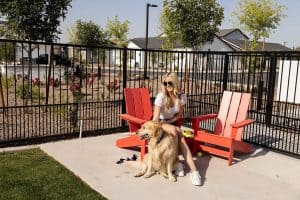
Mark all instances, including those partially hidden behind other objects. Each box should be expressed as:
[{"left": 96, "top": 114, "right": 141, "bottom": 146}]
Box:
[{"left": 161, "top": 72, "right": 181, "bottom": 110}]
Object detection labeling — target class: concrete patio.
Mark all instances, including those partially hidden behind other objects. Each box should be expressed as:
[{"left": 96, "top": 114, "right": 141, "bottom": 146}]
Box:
[{"left": 36, "top": 132, "right": 300, "bottom": 200}]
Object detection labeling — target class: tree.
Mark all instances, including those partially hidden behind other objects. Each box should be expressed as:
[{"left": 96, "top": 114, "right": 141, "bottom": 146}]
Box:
[
  {"left": 0, "top": 0, "right": 71, "bottom": 42},
  {"left": 232, "top": 0, "right": 286, "bottom": 50},
  {"left": 0, "top": 0, "right": 72, "bottom": 108},
  {"left": 106, "top": 16, "right": 130, "bottom": 47},
  {"left": 67, "top": 20, "right": 109, "bottom": 65},
  {"left": 160, "top": 0, "right": 224, "bottom": 49},
  {"left": 0, "top": 42, "right": 15, "bottom": 62},
  {"left": 0, "top": 21, "right": 15, "bottom": 39},
  {"left": 67, "top": 20, "right": 110, "bottom": 125},
  {"left": 67, "top": 20, "right": 109, "bottom": 46}
]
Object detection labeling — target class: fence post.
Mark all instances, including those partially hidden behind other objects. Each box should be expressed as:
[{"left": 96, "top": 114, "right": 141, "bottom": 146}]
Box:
[
  {"left": 0, "top": 71, "right": 5, "bottom": 112},
  {"left": 257, "top": 80, "right": 264, "bottom": 110},
  {"left": 265, "top": 53, "right": 277, "bottom": 126},
  {"left": 121, "top": 48, "right": 127, "bottom": 127},
  {"left": 223, "top": 53, "right": 229, "bottom": 91},
  {"left": 45, "top": 43, "right": 54, "bottom": 112}
]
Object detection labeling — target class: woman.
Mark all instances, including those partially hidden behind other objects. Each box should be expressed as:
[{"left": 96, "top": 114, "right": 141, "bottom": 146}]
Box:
[{"left": 152, "top": 72, "right": 201, "bottom": 186}]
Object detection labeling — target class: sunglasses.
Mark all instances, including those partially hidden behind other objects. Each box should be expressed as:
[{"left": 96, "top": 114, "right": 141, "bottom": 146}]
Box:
[{"left": 163, "top": 81, "right": 174, "bottom": 87}]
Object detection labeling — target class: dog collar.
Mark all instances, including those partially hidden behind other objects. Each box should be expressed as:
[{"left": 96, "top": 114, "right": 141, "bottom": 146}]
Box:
[{"left": 155, "top": 131, "right": 166, "bottom": 146}]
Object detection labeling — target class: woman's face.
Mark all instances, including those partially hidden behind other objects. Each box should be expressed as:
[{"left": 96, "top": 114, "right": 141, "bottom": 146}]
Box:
[{"left": 163, "top": 76, "right": 174, "bottom": 92}]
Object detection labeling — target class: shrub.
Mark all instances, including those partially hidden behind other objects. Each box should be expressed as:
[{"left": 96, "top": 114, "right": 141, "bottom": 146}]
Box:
[
  {"left": 16, "top": 84, "right": 44, "bottom": 101},
  {"left": 69, "top": 82, "right": 82, "bottom": 102},
  {"left": 106, "top": 79, "right": 120, "bottom": 92},
  {"left": 1, "top": 75, "right": 14, "bottom": 89},
  {"left": 53, "top": 105, "right": 69, "bottom": 117},
  {"left": 32, "top": 77, "right": 41, "bottom": 86}
]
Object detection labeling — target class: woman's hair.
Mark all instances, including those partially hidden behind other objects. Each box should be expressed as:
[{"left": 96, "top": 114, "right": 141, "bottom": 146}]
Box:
[{"left": 161, "top": 72, "right": 181, "bottom": 110}]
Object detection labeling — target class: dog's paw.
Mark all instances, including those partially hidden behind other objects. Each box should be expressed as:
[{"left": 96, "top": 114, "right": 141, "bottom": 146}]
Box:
[
  {"left": 134, "top": 172, "right": 144, "bottom": 177},
  {"left": 159, "top": 171, "right": 168, "bottom": 179},
  {"left": 169, "top": 175, "right": 177, "bottom": 182},
  {"left": 144, "top": 173, "right": 152, "bottom": 178}
]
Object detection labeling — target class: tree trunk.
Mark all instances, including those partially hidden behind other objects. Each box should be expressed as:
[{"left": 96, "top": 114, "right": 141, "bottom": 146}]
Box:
[
  {"left": 24, "top": 43, "right": 33, "bottom": 112},
  {"left": 45, "top": 44, "right": 54, "bottom": 112}
]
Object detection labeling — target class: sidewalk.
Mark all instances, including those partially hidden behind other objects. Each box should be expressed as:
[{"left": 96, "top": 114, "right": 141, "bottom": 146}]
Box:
[{"left": 39, "top": 133, "right": 300, "bottom": 200}]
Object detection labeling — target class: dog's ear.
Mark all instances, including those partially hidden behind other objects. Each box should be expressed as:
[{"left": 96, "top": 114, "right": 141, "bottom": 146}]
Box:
[
  {"left": 152, "top": 121, "right": 160, "bottom": 128},
  {"left": 152, "top": 121, "right": 162, "bottom": 137},
  {"left": 150, "top": 121, "right": 159, "bottom": 130}
]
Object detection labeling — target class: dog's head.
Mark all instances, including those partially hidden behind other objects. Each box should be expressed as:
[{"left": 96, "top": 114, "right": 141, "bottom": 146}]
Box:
[{"left": 136, "top": 121, "right": 161, "bottom": 140}]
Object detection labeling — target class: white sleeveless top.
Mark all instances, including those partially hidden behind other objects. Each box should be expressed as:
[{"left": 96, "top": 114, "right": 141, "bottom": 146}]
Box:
[{"left": 154, "top": 92, "right": 187, "bottom": 120}]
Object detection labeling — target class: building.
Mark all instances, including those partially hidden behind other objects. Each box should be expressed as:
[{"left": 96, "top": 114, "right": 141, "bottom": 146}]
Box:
[
  {"left": 127, "top": 28, "right": 292, "bottom": 70},
  {"left": 128, "top": 28, "right": 291, "bottom": 52}
]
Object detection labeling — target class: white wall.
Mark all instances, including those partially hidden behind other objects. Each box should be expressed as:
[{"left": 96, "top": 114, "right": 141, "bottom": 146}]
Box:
[
  {"left": 276, "top": 60, "right": 300, "bottom": 103},
  {"left": 127, "top": 42, "right": 143, "bottom": 68},
  {"left": 127, "top": 42, "right": 141, "bottom": 49},
  {"left": 16, "top": 44, "right": 52, "bottom": 62}
]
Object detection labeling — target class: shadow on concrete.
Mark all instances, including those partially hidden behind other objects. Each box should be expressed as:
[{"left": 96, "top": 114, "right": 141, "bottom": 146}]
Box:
[
  {"left": 194, "top": 154, "right": 212, "bottom": 186},
  {"left": 233, "top": 145, "right": 269, "bottom": 165}
]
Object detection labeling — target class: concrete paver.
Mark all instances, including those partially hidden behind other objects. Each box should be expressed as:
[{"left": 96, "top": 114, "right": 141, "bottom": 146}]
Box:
[{"left": 39, "top": 133, "right": 300, "bottom": 200}]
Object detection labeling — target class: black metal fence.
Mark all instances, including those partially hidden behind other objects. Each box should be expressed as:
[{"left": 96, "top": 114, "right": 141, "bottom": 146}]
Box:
[{"left": 0, "top": 39, "right": 299, "bottom": 156}]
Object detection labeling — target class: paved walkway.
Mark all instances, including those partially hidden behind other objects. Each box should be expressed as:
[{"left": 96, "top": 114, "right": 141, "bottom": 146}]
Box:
[{"left": 38, "top": 133, "right": 300, "bottom": 200}]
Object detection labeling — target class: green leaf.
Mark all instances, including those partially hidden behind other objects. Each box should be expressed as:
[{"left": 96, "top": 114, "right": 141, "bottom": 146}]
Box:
[
  {"left": 160, "top": 0, "right": 224, "bottom": 49},
  {"left": 232, "top": 0, "right": 286, "bottom": 51}
]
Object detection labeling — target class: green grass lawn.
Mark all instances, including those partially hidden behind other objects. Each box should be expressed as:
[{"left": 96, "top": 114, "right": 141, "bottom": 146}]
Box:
[{"left": 0, "top": 148, "right": 107, "bottom": 200}]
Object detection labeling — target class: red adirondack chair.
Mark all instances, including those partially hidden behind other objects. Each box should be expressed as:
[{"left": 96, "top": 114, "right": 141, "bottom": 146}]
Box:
[
  {"left": 116, "top": 88, "right": 181, "bottom": 160},
  {"left": 116, "top": 88, "right": 151, "bottom": 160},
  {"left": 191, "top": 91, "right": 254, "bottom": 166}
]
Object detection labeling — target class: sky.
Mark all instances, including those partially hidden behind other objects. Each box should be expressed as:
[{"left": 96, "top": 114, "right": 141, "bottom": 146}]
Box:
[{"left": 59, "top": 0, "right": 300, "bottom": 48}]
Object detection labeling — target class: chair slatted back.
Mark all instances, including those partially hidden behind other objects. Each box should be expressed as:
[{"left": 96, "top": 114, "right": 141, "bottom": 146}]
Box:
[
  {"left": 124, "top": 88, "right": 153, "bottom": 131},
  {"left": 214, "top": 91, "right": 251, "bottom": 140}
]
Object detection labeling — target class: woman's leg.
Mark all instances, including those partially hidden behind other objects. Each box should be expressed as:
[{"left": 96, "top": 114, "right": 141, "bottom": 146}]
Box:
[
  {"left": 161, "top": 123, "right": 202, "bottom": 186},
  {"left": 161, "top": 124, "right": 197, "bottom": 171},
  {"left": 175, "top": 127, "right": 197, "bottom": 171}
]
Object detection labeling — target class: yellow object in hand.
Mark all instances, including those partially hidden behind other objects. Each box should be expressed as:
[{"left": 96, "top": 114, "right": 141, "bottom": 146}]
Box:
[{"left": 182, "top": 130, "right": 194, "bottom": 138}]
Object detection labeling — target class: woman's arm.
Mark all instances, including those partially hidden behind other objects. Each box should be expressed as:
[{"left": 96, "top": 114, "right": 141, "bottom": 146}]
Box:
[{"left": 152, "top": 105, "right": 161, "bottom": 122}]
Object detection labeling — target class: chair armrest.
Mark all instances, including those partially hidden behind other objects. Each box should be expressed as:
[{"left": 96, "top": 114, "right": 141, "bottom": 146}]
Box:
[
  {"left": 191, "top": 113, "right": 218, "bottom": 133},
  {"left": 191, "top": 113, "right": 218, "bottom": 122},
  {"left": 230, "top": 119, "right": 254, "bottom": 139},
  {"left": 231, "top": 119, "right": 254, "bottom": 128},
  {"left": 120, "top": 114, "right": 147, "bottom": 125}
]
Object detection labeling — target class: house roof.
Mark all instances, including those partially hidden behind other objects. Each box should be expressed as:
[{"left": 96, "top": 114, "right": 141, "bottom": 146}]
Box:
[
  {"left": 129, "top": 37, "right": 184, "bottom": 49},
  {"left": 223, "top": 38, "right": 292, "bottom": 51},
  {"left": 216, "top": 28, "right": 249, "bottom": 40},
  {"left": 216, "top": 28, "right": 236, "bottom": 37},
  {"left": 129, "top": 28, "right": 291, "bottom": 52}
]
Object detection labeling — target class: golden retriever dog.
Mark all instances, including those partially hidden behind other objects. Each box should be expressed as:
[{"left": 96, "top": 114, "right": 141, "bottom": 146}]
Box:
[{"left": 134, "top": 121, "right": 179, "bottom": 182}]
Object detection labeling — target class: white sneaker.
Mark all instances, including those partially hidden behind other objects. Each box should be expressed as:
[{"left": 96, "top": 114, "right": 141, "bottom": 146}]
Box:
[
  {"left": 174, "top": 162, "right": 185, "bottom": 177},
  {"left": 190, "top": 171, "right": 201, "bottom": 186}
]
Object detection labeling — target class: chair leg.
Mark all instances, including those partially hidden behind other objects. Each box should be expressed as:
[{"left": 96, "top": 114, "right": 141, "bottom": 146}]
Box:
[{"left": 228, "top": 143, "right": 234, "bottom": 166}]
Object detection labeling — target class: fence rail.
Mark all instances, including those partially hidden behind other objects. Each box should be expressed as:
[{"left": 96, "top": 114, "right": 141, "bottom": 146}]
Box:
[{"left": 0, "top": 39, "right": 299, "bottom": 156}]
